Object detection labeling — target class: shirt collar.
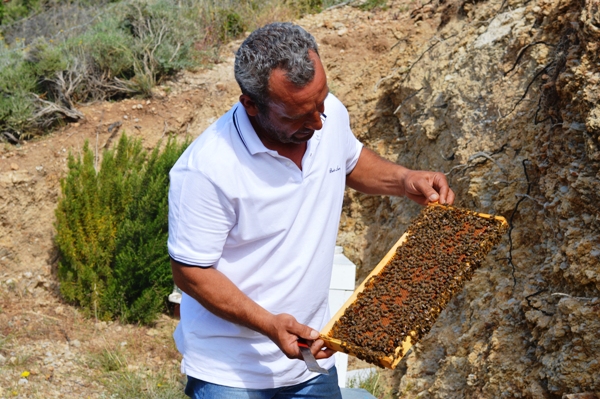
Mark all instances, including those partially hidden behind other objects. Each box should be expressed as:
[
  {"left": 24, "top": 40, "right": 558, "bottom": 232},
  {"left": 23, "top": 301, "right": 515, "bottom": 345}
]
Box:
[{"left": 233, "top": 103, "right": 273, "bottom": 155}]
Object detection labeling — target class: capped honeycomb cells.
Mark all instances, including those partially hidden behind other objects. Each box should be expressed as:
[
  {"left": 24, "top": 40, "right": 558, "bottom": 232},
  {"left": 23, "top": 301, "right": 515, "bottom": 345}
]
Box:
[{"left": 328, "top": 204, "right": 507, "bottom": 367}]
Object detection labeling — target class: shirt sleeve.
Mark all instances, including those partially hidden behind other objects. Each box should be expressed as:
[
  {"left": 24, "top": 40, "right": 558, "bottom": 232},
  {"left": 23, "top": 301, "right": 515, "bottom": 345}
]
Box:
[
  {"left": 344, "top": 130, "right": 363, "bottom": 174},
  {"left": 168, "top": 167, "right": 236, "bottom": 267},
  {"left": 339, "top": 102, "right": 363, "bottom": 174}
]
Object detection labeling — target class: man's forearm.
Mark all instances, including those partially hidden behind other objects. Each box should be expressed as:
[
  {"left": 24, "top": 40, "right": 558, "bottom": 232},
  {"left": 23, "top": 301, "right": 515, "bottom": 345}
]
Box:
[
  {"left": 171, "top": 259, "right": 275, "bottom": 336},
  {"left": 346, "top": 147, "right": 454, "bottom": 205},
  {"left": 346, "top": 147, "right": 408, "bottom": 196}
]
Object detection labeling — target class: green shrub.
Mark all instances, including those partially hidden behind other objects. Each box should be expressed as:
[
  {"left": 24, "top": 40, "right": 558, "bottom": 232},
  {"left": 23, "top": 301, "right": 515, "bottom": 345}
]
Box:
[
  {"left": 0, "top": 38, "right": 74, "bottom": 136},
  {"left": 0, "top": 50, "right": 36, "bottom": 135},
  {"left": 27, "top": 40, "right": 69, "bottom": 78},
  {"left": 80, "top": 18, "right": 136, "bottom": 79},
  {"left": 218, "top": 8, "right": 246, "bottom": 41},
  {"left": 286, "top": 0, "right": 323, "bottom": 14},
  {"left": 0, "top": 0, "right": 42, "bottom": 25},
  {"left": 55, "top": 133, "right": 189, "bottom": 324}
]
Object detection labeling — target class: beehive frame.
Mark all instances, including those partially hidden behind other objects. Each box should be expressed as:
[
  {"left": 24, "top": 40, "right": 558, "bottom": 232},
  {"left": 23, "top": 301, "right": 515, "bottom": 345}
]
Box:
[{"left": 320, "top": 203, "right": 508, "bottom": 369}]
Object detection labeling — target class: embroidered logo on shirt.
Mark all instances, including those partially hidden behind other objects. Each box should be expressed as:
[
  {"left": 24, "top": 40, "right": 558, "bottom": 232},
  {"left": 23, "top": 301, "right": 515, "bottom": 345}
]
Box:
[{"left": 329, "top": 166, "right": 341, "bottom": 173}]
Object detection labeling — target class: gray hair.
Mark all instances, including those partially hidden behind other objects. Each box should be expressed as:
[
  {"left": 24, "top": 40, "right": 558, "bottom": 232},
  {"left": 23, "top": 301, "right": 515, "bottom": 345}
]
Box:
[{"left": 234, "top": 22, "right": 319, "bottom": 112}]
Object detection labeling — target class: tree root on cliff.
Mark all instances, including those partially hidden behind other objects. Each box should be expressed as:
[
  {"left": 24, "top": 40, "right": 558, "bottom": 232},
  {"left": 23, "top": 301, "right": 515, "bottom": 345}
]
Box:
[
  {"left": 504, "top": 62, "right": 552, "bottom": 118},
  {"left": 525, "top": 289, "right": 554, "bottom": 316},
  {"left": 444, "top": 151, "right": 507, "bottom": 176},
  {"left": 505, "top": 159, "right": 532, "bottom": 288},
  {"left": 402, "top": 33, "right": 458, "bottom": 83},
  {"left": 504, "top": 41, "right": 555, "bottom": 76}
]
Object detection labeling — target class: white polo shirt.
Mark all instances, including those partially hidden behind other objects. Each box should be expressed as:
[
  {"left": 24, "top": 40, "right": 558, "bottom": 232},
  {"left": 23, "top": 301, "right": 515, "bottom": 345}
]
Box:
[{"left": 168, "top": 93, "right": 363, "bottom": 389}]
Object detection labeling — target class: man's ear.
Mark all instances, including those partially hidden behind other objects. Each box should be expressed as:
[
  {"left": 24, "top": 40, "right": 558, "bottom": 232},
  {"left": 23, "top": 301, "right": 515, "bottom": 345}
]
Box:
[{"left": 239, "top": 94, "right": 259, "bottom": 117}]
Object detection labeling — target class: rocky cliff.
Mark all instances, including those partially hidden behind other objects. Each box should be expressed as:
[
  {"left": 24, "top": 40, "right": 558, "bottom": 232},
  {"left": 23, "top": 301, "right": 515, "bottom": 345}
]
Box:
[{"left": 337, "top": 0, "right": 600, "bottom": 397}]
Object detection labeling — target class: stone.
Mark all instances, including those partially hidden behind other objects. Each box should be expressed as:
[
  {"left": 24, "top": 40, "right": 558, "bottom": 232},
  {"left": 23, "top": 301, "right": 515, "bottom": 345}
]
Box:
[{"left": 474, "top": 8, "right": 526, "bottom": 48}]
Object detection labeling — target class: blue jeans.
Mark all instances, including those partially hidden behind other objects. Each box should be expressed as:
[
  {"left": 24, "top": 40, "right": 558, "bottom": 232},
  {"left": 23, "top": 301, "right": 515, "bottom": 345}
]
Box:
[{"left": 185, "top": 366, "right": 343, "bottom": 399}]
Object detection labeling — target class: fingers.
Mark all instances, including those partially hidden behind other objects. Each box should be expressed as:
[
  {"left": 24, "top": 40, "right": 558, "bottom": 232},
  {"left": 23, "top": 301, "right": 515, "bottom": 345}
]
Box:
[
  {"left": 443, "top": 187, "right": 456, "bottom": 205},
  {"left": 269, "top": 314, "right": 321, "bottom": 359},
  {"left": 410, "top": 174, "right": 441, "bottom": 204},
  {"left": 310, "top": 338, "right": 337, "bottom": 359},
  {"left": 405, "top": 170, "right": 454, "bottom": 205},
  {"left": 405, "top": 191, "right": 432, "bottom": 206},
  {"left": 432, "top": 172, "right": 454, "bottom": 205},
  {"left": 314, "top": 347, "right": 336, "bottom": 359},
  {"left": 291, "top": 322, "right": 320, "bottom": 342}
]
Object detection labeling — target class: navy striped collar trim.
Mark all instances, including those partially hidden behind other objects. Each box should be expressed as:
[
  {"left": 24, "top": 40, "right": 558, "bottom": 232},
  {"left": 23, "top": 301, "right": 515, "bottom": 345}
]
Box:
[{"left": 232, "top": 107, "right": 250, "bottom": 154}]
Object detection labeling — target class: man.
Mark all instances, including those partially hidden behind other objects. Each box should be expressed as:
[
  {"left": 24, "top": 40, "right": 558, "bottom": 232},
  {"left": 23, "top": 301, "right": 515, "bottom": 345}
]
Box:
[{"left": 168, "top": 22, "right": 454, "bottom": 398}]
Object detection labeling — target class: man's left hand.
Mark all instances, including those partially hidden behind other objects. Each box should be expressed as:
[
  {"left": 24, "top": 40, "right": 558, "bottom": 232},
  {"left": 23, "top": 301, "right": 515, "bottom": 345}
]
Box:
[
  {"left": 347, "top": 148, "right": 455, "bottom": 205},
  {"left": 401, "top": 169, "right": 455, "bottom": 205}
]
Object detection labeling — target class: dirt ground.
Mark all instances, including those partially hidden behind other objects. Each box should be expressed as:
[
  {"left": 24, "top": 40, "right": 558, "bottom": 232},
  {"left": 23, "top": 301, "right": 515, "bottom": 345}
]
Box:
[
  {"left": 2, "top": 0, "right": 599, "bottom": 397},
  {"left": 0, "top": 3, "right": 427, "bottom": 397}
]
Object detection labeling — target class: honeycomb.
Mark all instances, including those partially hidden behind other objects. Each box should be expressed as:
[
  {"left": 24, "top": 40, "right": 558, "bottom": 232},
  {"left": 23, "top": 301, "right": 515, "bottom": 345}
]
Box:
[{"left": 322, "top": 204, "right": 507, "bottom": 368}]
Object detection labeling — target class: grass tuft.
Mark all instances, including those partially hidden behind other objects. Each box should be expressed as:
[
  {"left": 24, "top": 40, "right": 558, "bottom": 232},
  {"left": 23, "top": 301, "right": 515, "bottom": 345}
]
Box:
[
  {"left": 358, "top": 0, "right": 388, "bottom": 11},
  {"left": 347, "top": 368, "right": 392, "bottom": 398},
  {"left": 100, "top": 370, "right": 187, "bottom": 399}
]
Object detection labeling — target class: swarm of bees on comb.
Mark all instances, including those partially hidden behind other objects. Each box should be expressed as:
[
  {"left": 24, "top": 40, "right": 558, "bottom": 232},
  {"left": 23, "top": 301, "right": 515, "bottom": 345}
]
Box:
[{"left": 321, "top": 204, "right": 508, "bottom": 368}]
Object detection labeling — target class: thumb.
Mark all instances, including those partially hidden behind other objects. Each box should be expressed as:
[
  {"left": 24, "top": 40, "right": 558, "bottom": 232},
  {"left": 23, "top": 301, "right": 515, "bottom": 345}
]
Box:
[
  {"left": 413, "top": 178, "right": 440, "bottom": 203},
  {"left": 294, "top": 324, "right": 320, "bottom": 341}
]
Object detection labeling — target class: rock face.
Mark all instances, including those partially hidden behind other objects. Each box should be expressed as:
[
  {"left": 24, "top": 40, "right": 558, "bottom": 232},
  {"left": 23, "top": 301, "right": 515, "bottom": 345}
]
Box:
[{"left": 336, "top": 0, "right": 600, "bottom": 397}]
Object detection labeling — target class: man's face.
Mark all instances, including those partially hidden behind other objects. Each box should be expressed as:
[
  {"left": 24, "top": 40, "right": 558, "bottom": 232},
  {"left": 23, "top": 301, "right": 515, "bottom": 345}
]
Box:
[{"left": 249, "top": 51, "right": 329, "bottom": 147}]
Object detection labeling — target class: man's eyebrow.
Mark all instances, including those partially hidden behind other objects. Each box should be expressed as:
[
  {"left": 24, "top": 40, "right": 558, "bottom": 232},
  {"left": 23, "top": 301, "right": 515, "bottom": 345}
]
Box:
[{"left": 287, "top": 89, "right": 329, "bottom": 119}]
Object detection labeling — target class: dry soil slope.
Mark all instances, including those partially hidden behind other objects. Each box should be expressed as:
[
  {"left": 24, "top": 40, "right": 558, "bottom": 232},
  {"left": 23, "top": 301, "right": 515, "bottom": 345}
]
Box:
[{"left": 0, "top": 3, "right": 420, "bottom": 397}]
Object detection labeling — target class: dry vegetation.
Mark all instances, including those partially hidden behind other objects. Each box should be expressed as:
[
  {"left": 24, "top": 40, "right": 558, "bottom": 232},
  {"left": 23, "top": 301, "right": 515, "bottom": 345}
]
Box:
[{"left": 0, "top": 0, "right": 346, "bottom": 142}]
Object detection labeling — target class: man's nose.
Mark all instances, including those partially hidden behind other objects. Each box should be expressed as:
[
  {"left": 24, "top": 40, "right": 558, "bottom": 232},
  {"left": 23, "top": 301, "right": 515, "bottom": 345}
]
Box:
[{"left": 304, "top": 111, "right": 325, "bottom": 131}]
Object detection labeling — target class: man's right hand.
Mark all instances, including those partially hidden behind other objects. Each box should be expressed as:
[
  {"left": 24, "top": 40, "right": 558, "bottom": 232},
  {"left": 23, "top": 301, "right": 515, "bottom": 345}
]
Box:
[{"left": 266, "top": 313, "right": 336, "bottom": 360}]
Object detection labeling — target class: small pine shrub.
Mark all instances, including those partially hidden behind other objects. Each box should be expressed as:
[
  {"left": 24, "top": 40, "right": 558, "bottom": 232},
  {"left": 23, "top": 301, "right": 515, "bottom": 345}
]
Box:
[{"left": 55, "top": 133, "right": 189, "bottom": 324}]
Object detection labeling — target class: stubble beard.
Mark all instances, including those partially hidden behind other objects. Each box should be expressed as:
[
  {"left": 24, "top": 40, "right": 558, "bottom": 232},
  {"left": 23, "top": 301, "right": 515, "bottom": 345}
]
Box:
[{"left": 254, "top": 111, "right": 314, "bottom": 145}]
